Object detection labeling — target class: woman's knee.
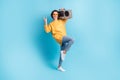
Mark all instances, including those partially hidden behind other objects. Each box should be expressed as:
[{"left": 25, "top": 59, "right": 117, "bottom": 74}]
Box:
[{"left": 70, "top": 38, "right": 74, "bottom": 45}]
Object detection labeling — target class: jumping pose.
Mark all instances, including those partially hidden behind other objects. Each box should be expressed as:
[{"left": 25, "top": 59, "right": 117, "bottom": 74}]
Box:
[{"left": 43, "top": 9, "right": 74, "bottom": 72}]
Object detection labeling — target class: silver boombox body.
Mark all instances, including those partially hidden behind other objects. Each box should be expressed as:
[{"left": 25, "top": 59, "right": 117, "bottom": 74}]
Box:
[{"left": 58, "top": 9, "right": 72, "bottom": 19}]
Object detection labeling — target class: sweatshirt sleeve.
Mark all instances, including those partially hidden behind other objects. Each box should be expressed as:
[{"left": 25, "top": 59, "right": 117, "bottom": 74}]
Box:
[{"left": 44, "top": 23, "right": 52, "bottom": 33}]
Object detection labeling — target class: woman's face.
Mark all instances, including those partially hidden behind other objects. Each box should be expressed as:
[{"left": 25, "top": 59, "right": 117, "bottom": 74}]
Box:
[{"left": 53, "top": 12, "right": 58, "bottom": 20}]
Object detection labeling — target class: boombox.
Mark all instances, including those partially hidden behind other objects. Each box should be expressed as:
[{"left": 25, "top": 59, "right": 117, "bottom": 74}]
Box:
[{"left": 58, "top": 9, "right": 72, "bottom": 19}]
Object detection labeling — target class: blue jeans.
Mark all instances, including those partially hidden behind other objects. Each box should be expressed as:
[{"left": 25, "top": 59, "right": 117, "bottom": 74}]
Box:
[
  {"left": 61, "top": 36, "right": 74, "bottom": 51},
  {"left": 59, "top": 36, "right": 74, "bottom": 67}
]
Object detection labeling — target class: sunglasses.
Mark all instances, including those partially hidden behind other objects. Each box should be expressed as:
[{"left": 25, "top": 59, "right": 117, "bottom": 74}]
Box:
[{"left": 53, "top": 13, "right": 58, "bottom": 15}]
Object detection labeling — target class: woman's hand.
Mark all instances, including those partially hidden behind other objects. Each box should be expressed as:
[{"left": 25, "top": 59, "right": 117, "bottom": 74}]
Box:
[
  {"left": 43, "top": 17, "right": 47, "bottom": 25},
  {"left": 59, "top": 8, "right": 65, "bottom": 11},
  {"left": 61, "top": 8, "right": 65, "bottom": 10}
]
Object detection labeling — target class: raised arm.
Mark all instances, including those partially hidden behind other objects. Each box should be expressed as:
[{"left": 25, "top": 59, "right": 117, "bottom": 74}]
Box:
[{"left": 43, "top": 17, "right": 52, "bottom": 33}]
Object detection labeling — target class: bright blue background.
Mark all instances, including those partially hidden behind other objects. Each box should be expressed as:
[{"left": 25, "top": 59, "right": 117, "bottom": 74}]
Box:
[{"left": 0, "top": 0, "right": 120, "bottom": 80}]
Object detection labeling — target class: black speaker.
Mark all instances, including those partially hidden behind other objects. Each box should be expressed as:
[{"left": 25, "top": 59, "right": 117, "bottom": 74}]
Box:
[{"left": 58, "top": 9, "right": 72, "bottom": 19}]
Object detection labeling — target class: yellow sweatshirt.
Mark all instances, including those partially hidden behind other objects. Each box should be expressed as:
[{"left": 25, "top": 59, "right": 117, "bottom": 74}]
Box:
[{"left": 44, "top": 19, "right": 67, "bottom": 45}]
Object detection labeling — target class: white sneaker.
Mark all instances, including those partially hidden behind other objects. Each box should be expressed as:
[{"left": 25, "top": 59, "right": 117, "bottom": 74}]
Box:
[
  {"left": 60, "top": 51, "right": 66, "bottom": 61},
  {"left": 58, "top": 66, "right": 66, "bottom": 72}
]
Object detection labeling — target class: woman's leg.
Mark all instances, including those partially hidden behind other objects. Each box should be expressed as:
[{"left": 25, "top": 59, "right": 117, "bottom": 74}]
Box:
[
  {"left": 59, "top": 36, "right": 74, "bottom": 62},
  {"left": 61, "top": 36, "right": 74, "bottom": 52},
  {"left": 58, "top": 53, "right": 62, "bottom": 67},
  {"left": 58, "top": 52, "right": 66, "bottom": 72},
  {"left": 58, "top": 36, "right": 74, "bottom": 71}
]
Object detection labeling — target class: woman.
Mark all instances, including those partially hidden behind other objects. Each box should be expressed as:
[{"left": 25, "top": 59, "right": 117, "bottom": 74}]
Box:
[{"left": 43, "top": 9, "right": 74, "bottom": 72}]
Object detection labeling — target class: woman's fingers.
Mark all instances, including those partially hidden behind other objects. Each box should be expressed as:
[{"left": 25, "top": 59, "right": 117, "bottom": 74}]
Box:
[
  {"left": 60, "top": 8, "right": 65, "bottom": 11},
  {"left": 43, "top": 17, "right": 47, "bottom": 22},
  {"left": 43, "top": 17, "right": 47, "bottom": 25}
]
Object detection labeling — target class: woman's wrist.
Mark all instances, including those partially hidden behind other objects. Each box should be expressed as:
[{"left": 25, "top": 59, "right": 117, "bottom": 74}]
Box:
[{"left": 45, "top": 21, "right": 47, "bottom": 25}]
